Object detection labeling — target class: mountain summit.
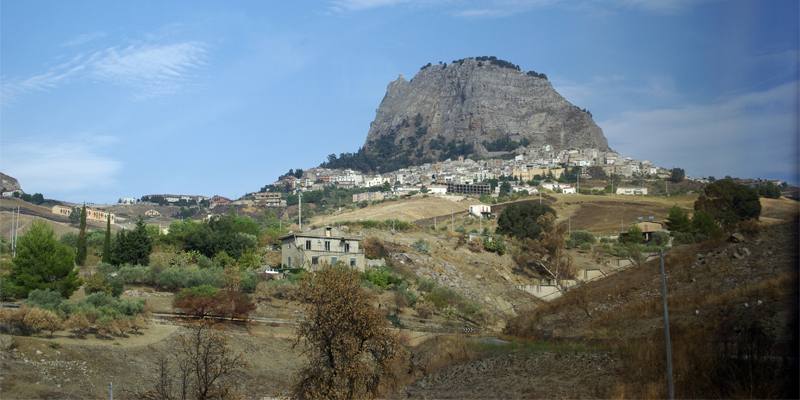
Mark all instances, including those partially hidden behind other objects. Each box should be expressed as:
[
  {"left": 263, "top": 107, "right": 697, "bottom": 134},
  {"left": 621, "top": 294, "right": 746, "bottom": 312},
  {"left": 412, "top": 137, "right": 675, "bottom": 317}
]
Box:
[{"left": 324, "top": 57, "right": 609, "bottom": 172}]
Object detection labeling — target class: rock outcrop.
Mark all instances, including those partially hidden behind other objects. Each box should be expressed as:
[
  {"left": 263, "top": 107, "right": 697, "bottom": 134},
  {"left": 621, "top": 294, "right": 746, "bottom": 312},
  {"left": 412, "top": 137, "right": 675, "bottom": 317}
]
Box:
[
  {"left": 361, "top": 57, "right": 609, "bottom": 169},
  {"left": 0, "top": 172, "right": 21, "bottom": 193}
]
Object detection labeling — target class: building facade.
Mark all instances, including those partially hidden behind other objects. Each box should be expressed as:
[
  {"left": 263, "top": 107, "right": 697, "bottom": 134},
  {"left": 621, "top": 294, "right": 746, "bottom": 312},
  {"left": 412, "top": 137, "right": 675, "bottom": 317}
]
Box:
[
  {"left": 280, "top": 226, "right": 366, "bottom": 271},
  {"left": 52, "top": 205, "right": 116, "bottom": 224}
]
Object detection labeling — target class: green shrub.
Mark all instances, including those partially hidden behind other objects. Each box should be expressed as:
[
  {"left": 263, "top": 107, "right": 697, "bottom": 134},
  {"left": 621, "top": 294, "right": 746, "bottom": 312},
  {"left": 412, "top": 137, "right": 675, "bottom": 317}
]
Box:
[
  {"left": 411, "top": 239, "right": 430, "bottom": 254},
  {"left": 482, "top": 235, "right": 506, "bottom": 255},
  {"left": 117, "top": 265, "right": 152, "bottom": 285},
  {"left": 362, "top": 267, "right": 404, "bottom": 290},
  {"left": 651, "top": 231, "right": 670, "bottom": 247},
  {"left": 567, "top": 231, "right": 596, "bottom": 248},
  {"left": 26, "top": 289, "right": 64, "bottom": 311},
  {"left": 84, "top": 273, "right": 124, "bottom": 297},
  {"left": 155, "top": 266, "right": 224, "bottom": 291}
]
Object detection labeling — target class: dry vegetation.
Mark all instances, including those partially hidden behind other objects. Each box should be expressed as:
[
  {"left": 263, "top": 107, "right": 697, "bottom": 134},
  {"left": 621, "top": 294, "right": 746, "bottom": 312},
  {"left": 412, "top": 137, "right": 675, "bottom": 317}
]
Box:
[{"left": 311, "top": 196, "right": 469, "bottom": 225}]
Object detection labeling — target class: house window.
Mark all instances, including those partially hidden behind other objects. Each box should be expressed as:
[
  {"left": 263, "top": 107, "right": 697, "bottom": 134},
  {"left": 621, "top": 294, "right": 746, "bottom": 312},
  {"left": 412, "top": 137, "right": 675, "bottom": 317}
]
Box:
[
  {"left": 305, "top": 240, "right": 311, "bottom": 250},
  {"left": 287, "top": 257, "right": 291, "bottom": 268},
  {"left": 324, "top": 241, "right": 331, "bottom": 251},
  {"left": 344, "top": 243, "right": 350, "bottom": 253},
  {"left": 331, "top": 257, "right": 338, "bottom": 265},
  {"left": 350, "top": 258, "right": 356, "bottom": 267},
  {"left": 312, "top": 256, "right": 319, "bottom": 265}
]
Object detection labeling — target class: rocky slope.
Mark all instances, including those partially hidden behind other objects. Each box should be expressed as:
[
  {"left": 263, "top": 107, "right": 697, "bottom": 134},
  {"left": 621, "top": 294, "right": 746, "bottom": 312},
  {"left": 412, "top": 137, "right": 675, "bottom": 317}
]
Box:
[
  {"left": 361, "top": 57, "right": 609, "bottom": 168},
  {"left": 0, "top": 172, "right": 21, "bottom": 193}
]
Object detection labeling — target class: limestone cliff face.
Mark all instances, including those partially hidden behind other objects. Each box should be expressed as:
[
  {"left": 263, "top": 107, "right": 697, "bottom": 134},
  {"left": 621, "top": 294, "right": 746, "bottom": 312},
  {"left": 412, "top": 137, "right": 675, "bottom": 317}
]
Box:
[
  {"left": 0, "top": 172, "right": 21, "bottom": 193},
  {"left": 362, "top": 58, "right": 609, "bottom": 165}
]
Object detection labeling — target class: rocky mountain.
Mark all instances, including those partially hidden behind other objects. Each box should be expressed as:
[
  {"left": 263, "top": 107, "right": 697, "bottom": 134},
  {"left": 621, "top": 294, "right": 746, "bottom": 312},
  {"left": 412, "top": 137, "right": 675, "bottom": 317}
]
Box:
[
  {"left": 324, "top": 57, "right": 609, "bottom": 172},
  {"left": 0, "top": 172, "right": 21, "bottom": 193}
]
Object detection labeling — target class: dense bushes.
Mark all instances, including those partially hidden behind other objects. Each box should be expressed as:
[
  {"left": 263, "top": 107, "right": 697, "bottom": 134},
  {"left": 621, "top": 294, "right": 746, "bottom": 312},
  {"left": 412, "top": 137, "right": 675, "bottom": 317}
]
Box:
[
  {"left": 567, "top": 231, "right": 596, "bottom": 249},
  {"left": 1, "top": 292, "right": 147, "bottom": 338},
  {"left": 694, "top": 179, "right": 760, "bottom": 229},
  {"left": 496, "top": 202, "right": 555, "bottom": 240},
  {"left": 173, "top": 285, "right": 255, "bottom": 319},
  {"left": 96, "top": 255, "right": 260, "bottom": 293}
]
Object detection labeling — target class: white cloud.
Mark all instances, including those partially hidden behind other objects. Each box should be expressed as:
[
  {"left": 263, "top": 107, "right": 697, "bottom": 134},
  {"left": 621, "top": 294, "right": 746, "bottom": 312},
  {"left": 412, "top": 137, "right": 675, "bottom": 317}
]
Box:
[
  {"left": 1, "top": 40, "right": 207, "bottom": 105},
  {"left": 329, "top": 0, "right": 411, "bottom": 12},
  {"left": 61, "top": 32, "right": 107, "bottom": 47},
  {"left": 91, "top": 42, "right": 207, "bottom": 98},
  {"left": 0, "top": 136, "right": 122, "bottom": 195},
  {"left": 328, "top": 0, "right": 713, "bottom": 17},
  {"left": 599, "top": 81, "right": 799, "bottom": 180}
]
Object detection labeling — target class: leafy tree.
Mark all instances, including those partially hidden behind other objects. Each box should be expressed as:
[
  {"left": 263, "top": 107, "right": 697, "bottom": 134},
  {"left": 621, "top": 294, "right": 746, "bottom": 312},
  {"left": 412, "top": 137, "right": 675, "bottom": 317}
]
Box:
[
  {"left": 694, "top": 179, "right": 761, "bottom": 229},
  {"left": 669, "top": 168, "right": 686, "bottom": 183},
  {"left": 756, "top": 181, "right": 782, "bottom": 199},
  {"left": 293, "top": 266, "right": 404, "bottom": 399},
  {"left": 691, "top": 210, "right": 722, "bottom": 239},
  {"left": 665, "top": 205, "right": 691, "bottom": 233},
  {"left": 496, "top": 202, "right": 555, "bottom": 240},
  {"left": 512, "top": 213, "right": 574, "bottom": 286},
  {"left": 499, "top": 181, "right": 512, "bottom": 197},
  {"left": 76, "top": 204, "right": 87, "bottom": 266},
  {"left": 67, "top": 207, "right": 81, "bottom": 225},
  {"left": 587, "top": 166, "right": 607, "bottom": 180},
  {"left": 111, "top": 218, "right": 153, "bottom": 266},
  {"left": 102, "top": 214, "right": 112, "bottom": 264},
  {"left": 620, "top": 225, "right": 644, "bottom": 245},
  {"left": 7, "top": 220, "right": 80, "bottom": 298},
  {"left": 23, "top": 307, "right": 62, "bottom": 337}
]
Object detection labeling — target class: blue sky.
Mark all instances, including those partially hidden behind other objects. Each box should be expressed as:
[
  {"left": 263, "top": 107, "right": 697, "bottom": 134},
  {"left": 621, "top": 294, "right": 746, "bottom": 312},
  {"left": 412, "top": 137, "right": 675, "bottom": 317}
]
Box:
[{"left": 1, "top": 0, "right": 797, "bottom": 203}]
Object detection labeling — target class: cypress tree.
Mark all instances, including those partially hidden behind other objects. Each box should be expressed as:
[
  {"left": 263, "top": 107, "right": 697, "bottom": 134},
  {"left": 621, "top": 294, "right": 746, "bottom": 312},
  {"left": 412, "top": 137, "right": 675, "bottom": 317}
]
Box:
[
  {"left": 102, "top": 214, "right": 112, "bottom": 264},
  {"left": 76, "top": 204, "right": 87, "bottom": 266}
]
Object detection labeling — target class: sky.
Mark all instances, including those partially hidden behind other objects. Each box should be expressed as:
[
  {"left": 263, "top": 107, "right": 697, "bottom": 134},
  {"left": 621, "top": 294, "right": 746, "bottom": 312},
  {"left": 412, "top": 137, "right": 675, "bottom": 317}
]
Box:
[{"left": 1, "top": 0, "right": 798, "bottom": 203}]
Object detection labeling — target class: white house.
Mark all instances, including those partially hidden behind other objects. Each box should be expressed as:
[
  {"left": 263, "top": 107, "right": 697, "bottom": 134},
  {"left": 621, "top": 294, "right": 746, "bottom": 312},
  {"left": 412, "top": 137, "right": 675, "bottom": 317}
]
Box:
[
  {"left": 469, "top": 204, "right": 492, "bottom": 218},
  {"left": 616, "top": 187, "right": 648, "bottom": 196},
  {"left": 427, "top": 184, "right": 448, "bottom": 195},
  {"left": 560, "top": 185, "right": 577, "bottom": 194},
  {"left": 541, "top": 182, "right": 558, "bottom": 191}
]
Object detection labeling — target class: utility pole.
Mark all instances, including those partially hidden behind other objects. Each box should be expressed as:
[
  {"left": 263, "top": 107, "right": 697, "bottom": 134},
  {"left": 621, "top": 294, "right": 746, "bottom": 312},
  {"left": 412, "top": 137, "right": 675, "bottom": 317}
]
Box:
[
  {"left": 108, "top": 382, "right": 113, "bottom": 400},
  {"left": 297, "top": 190, "right": 302, "bottom": 231},
  {"left": 659, "top": 250, "right": 675, "bottom": 399}
]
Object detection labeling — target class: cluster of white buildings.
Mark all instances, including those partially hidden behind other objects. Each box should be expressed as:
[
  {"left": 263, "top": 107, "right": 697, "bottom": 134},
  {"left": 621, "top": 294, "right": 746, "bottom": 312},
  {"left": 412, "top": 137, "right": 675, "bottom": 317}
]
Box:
[{"left": 266, "top": 145, "right": 668, "bottom": 202}]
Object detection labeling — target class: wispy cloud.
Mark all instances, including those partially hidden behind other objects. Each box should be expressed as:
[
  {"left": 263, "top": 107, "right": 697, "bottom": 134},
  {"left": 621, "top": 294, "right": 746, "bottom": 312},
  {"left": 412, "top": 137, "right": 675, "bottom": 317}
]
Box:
[
  {"left": 1, "top": 40, "right": 207, "bottom": 105},
  {"left": 552, "top": 74, "right": 679, "bottom": 110},
  {"left": 329, "top": 0, "right": 711, "bottom": 17},
  {"left": 0, "top": 135, "right": 122, "bottom": 194},
  {"left": 91, "top": 42, "right": 207, "bottom": 98},
  {"left": 599, "top": 81, "right": 799, "bottom": 181},
  {"left": 61, "top": 31, "right": 106, "bottom": 47},
  {"left": 329, "top": 0, "right": 412, "bottom": 12}
]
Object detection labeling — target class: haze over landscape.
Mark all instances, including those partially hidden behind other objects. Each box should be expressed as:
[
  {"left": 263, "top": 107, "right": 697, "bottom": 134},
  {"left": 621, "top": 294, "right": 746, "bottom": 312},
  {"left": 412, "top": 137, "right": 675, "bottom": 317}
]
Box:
[
  {"left": 1, "top": 2, "right": 799, "bottom": 399},
  {"left": 1, "top": 0, "right": 797, "bottom": 203}
]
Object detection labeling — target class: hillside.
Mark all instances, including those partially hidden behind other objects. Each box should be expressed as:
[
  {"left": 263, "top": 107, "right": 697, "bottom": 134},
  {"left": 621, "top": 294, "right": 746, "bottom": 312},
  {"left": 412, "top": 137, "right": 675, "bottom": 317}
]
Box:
[{"left": 322, "top": 57, "right": 609, "bottom": 172}]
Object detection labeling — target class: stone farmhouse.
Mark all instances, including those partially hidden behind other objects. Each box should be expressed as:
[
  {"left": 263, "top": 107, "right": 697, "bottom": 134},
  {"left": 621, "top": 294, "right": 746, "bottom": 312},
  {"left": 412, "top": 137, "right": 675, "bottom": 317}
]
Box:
[{"left": 280, "top": 226, "right": 366, "bottom": 271}]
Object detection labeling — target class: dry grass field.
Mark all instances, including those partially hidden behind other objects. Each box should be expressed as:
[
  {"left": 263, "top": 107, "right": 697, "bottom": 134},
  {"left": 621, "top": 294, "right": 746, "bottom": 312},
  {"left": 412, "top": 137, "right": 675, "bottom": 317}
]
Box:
[{"left": 312, "top": 196, "right": 470, "bottom": 225}]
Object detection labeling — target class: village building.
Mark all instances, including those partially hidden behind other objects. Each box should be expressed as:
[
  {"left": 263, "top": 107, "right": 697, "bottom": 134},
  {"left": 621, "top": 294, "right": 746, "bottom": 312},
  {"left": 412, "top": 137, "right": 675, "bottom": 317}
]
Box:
[
  {"left": 253, "top": 192, "right": 286, "bottom": 207},
  {"left": 616, "top": 187, "right": 648, "bottom": 196},
  {"left": 144, "top": 209, "right": 161, "bottom": 218},
  {"left": 446, "top": 183, "right": 492, "bottom": 196},
  {"left": 427, "top": 184, "right": 448, "bottom": 195},
  {"left": 633, "top": 221, "right": 666, "bottom": 242},
  {"left": 469, "top": 204, "right": 492, "bottom": 218},
  {"left": 52, "top": 205, "right": 116, "bottom": 224},
  {"left": 280, "top": 226, "right": 365, "bottom": 271},
  {"left": 352, "top": 191, "right": 386, "bottom": 203}
]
